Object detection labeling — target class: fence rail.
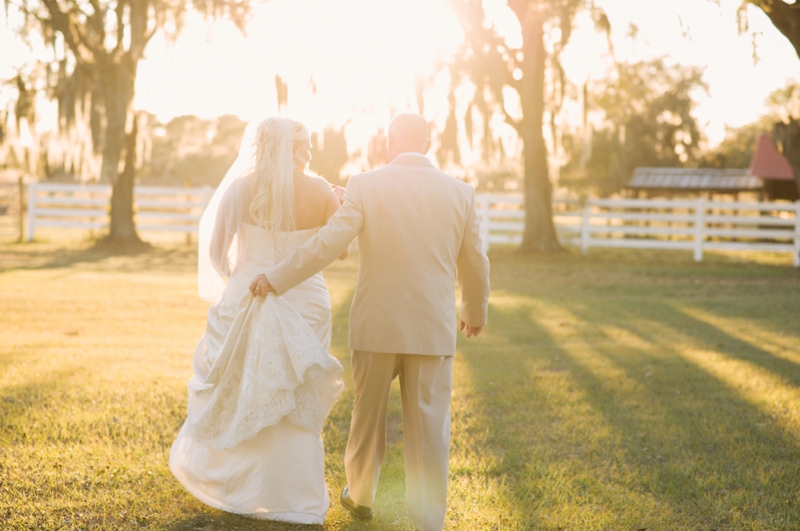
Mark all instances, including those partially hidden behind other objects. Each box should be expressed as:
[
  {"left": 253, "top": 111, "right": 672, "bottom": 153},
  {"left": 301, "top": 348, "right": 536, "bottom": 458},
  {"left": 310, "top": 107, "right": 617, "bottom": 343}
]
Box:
[
  {"left": 476, "top": 194, "right": 800, "bottom": 267},
  {"left": 27, "top": 183, "right": 213, "bottom": 241}
]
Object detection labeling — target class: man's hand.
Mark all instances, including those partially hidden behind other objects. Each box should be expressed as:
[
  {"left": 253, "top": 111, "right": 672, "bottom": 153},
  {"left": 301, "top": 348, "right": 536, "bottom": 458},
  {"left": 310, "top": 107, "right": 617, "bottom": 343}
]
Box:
[
  {"left": 249, "top": 274, "right": 273, "bottom": 298},
  {"left": 331, "top": 184, "right": 346, "bottom": 205},
  {"left": 459, "top": 320, "right": 483, "bottom": 338}
]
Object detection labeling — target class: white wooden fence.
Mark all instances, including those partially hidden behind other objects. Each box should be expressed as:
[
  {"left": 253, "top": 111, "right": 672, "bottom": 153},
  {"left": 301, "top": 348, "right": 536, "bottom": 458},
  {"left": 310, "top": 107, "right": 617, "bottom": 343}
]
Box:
[
  {"left": 27, "top": 183, "right": 213, "bottom": 241},
  {"left": 477, "top": 194, "right": 800, "bottom": 267},
  {"left": 23, "top": 184, "right": 800, "bottom": 266}
]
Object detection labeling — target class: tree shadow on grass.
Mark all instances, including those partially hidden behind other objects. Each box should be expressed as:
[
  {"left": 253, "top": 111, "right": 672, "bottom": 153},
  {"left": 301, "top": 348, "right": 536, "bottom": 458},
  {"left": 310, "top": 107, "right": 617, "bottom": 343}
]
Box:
[
  {"left": 0, "top": 240, "right": 197, "bottom": 274},
  {"left": 455, "top": 297, "right": 800, "bottom": 530},
  {"left": 0, "top": 371, "right": 78, "bottom": 445},
  {"left": 560, "top": 296, "right": 800, "bottom": 392},
  {"left": 491, "top": 246, "right": 800, "bottom": 271},
  {"left": 0, "top": 338, "right": 88, "bottom": 430},
  {"left": 555, "top": 297, "right": 800, "bottom": 527}
]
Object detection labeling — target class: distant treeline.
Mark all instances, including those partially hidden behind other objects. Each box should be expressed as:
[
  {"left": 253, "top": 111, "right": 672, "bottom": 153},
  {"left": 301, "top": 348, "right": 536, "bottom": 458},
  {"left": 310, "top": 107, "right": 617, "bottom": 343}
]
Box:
[
  {"left": 2, "top": 67, "right": 797, "bottom": 195},
  {"left": 0, "top": 108, "right": 357, "bottom": 187}
]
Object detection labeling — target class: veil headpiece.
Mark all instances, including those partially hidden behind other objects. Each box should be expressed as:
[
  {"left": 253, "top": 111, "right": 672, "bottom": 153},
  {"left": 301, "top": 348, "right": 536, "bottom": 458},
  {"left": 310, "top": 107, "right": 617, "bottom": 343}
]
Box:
[{"left": 197, "top": 117, "right": 310, "bottom": 302}]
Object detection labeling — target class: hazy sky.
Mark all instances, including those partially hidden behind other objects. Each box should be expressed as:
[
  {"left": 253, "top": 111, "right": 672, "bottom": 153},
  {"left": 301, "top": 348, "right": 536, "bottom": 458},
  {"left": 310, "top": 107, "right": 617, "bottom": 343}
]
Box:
[
  {"left": 592, "top": 0, "right": 799, "bottom": 143},
  {"left": 1, "top": 0, "right": 798, "bottom": 146}
]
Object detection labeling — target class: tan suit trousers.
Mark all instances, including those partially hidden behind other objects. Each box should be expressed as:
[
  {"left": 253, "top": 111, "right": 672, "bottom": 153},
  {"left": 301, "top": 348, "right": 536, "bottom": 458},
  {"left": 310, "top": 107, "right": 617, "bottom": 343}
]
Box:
[{"left": 345, "top": 351, "right": 453, "bottom": 531}]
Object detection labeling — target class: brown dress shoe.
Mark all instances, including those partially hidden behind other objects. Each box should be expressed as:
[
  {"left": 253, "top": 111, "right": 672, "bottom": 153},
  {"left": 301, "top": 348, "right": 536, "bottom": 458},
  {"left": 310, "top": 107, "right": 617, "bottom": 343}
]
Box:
[{"left": 339, "top": 485, "right": 373, "bottom": 521}]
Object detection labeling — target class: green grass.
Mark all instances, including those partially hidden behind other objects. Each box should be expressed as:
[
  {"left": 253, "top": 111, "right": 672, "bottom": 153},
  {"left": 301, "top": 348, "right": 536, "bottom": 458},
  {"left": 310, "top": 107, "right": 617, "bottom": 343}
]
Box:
[{"left": 1, "top": 237, "right": 800, "bottom": 530}]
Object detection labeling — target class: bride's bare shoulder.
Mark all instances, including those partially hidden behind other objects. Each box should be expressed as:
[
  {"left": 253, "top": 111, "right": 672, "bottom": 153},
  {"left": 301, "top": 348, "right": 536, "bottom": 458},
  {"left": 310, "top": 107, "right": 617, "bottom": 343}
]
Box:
[{"left": 299, "top": 173, "right": 337, "bottom": 199}]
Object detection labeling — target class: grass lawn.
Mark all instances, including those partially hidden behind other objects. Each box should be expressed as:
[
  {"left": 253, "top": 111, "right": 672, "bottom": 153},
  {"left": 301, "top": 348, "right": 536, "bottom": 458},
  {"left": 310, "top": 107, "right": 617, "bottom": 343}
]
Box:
[{"left": 1, "top": 235, "right": 800, "bottom": 530}]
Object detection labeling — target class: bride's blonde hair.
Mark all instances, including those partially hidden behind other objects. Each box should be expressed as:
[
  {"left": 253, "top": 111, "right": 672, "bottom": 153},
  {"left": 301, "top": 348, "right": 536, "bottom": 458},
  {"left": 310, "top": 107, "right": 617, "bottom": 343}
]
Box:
[{"left": 249, "top": 117, "right": 310, "bottom": 230}]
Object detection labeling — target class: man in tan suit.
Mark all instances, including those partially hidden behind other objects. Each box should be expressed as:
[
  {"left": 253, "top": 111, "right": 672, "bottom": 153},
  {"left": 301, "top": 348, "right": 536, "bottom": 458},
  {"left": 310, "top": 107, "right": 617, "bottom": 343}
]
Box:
[{"left": 251, "top": 113, "right": 490, "bottom": 531}]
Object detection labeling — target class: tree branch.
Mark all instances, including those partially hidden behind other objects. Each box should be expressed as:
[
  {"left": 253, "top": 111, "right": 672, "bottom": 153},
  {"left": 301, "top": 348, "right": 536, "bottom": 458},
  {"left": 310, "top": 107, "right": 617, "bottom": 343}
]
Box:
[
  {"left": 63, "top": 0, "right": 107, "bottom": 57},
  {"left": 112, "top": 0, "right": 126, "bottom": 56},
  {"left": 40, "top": 0, "right": 90, "bottom": 60},
  {"left": 142, "top": 24, "right": 157, "bottom": 47},
  {"left": 128, "top": 0, "right": 149, "bottom": 59},
  {"left": 84, "top": 0, "right": 107, "bottom": 44},
  {"left": 751, "top": 0, "right": 800, "bottom": 59}
]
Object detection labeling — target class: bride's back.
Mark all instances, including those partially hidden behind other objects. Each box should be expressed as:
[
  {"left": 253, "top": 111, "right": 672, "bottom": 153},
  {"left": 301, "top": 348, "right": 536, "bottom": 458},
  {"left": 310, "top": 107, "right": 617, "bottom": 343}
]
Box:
[{"left": 292, "top": 173, "right": 341, "bottom": 231}]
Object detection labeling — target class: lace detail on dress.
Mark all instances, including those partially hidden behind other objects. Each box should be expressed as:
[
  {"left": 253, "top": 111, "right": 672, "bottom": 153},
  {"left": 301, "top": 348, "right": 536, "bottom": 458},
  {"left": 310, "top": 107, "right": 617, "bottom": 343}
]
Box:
[{"left": 185, "top": 293, "right": 344, "bottom": 450}]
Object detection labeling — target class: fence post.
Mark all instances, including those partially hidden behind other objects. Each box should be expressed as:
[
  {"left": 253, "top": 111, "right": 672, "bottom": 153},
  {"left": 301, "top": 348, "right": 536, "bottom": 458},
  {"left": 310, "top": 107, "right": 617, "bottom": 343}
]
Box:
[
  {"left": 694, "top": 197, "right": 705, "bottom": 262},
  {"left": 27, "top": 182, "right": 36, "bottom": 242},
  {"left": 17, "top": 175, "right": 24, "bottom": 242},
  {"left": 794, "top": 200, "right": 800, "bottom": 268},
  {"left": 477, "top": 194, "right": 490, "bottom": 254},
  {"left": 580, "top": 201, "right": 591, "bottom": 254}
]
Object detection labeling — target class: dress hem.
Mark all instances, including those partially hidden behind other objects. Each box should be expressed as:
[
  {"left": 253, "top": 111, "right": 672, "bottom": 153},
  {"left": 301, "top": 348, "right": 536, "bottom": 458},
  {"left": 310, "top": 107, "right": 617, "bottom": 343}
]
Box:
[{"left": 169, "top": 456, "right": 327, "bottom": 526}]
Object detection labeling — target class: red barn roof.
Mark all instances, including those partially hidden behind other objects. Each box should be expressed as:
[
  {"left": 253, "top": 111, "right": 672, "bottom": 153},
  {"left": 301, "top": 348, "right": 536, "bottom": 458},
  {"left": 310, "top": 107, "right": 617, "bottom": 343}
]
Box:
[{"left": 749, "top": 133, "right": 795, "bottom": 181}]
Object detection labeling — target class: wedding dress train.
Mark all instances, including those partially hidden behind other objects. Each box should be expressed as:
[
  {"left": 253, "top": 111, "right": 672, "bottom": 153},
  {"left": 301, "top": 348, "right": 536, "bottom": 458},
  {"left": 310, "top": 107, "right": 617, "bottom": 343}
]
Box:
[{"left": 170, "top": 223, "right": 344, "bottom": 524}]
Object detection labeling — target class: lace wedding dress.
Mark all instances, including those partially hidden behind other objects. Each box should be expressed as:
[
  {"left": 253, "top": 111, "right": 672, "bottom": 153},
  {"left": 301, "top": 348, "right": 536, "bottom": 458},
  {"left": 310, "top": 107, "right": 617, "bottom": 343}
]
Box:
[{"left": 170, "top": 223, "right": 344, "bottom": 524}]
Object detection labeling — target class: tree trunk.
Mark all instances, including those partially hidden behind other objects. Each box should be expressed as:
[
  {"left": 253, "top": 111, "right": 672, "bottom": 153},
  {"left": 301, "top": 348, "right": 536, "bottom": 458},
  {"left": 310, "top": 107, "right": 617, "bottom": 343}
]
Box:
[
  {"left": 773, "top": 119, "right": 800, "bottom": 196},
  {"left": 101, "top": 55, "right": 141, "bottom": 243},
  {"left": 112, "top": 113, "right": 139, "bottom": 238},
  {"left": 518, "top": 15, "right": 561, "bottom": 253}
]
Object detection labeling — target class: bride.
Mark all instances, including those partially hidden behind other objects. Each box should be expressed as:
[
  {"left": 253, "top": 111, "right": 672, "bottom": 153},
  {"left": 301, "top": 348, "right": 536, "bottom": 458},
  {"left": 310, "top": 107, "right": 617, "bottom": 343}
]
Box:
[{"left": 170, "top": 117, "right": 346, "bottom": 524}]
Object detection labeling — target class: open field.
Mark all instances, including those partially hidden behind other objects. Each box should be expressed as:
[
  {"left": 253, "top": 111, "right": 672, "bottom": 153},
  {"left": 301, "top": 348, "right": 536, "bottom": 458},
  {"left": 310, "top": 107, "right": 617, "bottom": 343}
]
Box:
[{"left": 1, "top": 236, "right": 800, "bottom": 530}]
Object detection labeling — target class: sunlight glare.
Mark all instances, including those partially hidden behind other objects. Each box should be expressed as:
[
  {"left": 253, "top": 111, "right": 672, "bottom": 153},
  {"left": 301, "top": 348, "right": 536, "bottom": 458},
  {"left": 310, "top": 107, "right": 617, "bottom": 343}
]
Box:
[
  {"left": 481, "top": 0, "right": 521, "bottom": 49},
  {"left": 136, "top": 0, "right": 464, "bottom": 135},
  {"left": 560, "top": 12, "right": 612, "bottom": 85}
]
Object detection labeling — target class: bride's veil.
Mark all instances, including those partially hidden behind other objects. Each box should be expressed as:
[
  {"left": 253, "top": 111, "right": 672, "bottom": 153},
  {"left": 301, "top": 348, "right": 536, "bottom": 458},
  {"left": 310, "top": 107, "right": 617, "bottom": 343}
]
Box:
[{"left": 198, "top": 117, "right": 308, "bottom": 302}]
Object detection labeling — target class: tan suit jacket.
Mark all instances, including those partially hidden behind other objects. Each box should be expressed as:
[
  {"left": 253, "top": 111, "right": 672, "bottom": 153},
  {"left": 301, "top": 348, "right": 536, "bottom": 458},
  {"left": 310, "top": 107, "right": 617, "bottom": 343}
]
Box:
[{"left": 265, "top": 153, "right": 490, "bottom": 356}]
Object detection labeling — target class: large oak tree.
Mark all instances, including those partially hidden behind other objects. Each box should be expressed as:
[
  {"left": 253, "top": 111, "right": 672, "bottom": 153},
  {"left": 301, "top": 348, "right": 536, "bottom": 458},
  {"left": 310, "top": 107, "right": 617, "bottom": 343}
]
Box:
[
  {"left": 5, "top": 0, "right": 249, "bottom": 243},
  {"left": 448, "top": 0, "right": 607, "bottom": 252}
]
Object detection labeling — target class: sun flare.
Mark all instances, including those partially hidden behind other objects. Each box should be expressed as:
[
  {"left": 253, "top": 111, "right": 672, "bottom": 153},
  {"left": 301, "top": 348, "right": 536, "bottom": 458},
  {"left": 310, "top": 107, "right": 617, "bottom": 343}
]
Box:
[{"left": 136, "top": 0, "right": 464, "bottom": 132}]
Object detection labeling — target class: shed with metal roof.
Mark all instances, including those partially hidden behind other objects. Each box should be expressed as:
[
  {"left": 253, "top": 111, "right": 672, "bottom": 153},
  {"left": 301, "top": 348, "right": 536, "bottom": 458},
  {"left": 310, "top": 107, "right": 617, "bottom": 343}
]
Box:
[{"left": 626, "top": 133, "right": 798, "bottom": 200}]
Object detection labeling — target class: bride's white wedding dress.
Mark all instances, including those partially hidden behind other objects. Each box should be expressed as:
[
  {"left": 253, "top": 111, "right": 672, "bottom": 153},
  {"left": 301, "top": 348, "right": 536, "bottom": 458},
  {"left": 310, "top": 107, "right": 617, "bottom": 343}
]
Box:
[{"left": 170, "top": 223, "right": 344, "bottom": 525}]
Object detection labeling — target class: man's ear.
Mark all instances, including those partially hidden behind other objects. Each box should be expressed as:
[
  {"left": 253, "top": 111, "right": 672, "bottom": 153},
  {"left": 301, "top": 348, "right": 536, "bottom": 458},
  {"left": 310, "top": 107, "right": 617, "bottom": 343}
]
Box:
[{"left": 423, "top": 139, "right": 431, "bottom": 155}]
